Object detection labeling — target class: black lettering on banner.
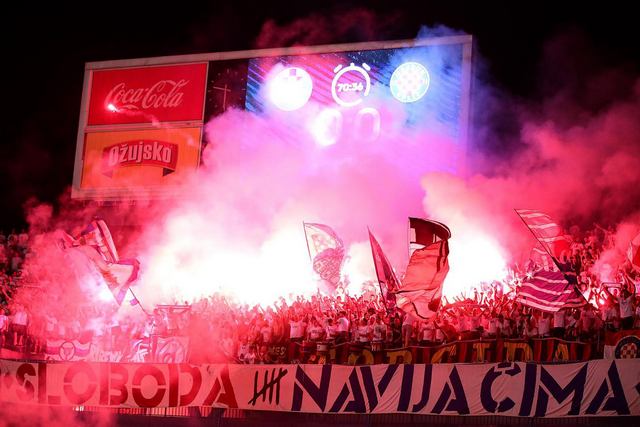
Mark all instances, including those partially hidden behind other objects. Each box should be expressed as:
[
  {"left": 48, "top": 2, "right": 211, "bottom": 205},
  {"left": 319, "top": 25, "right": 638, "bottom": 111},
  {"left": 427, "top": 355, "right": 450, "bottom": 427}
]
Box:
[
  {"left": 248, "top": 367, "right": 288, "bottom": 406},
  {"left": 291, "top": 365, "right": 332, "bottom": 412},
  {"left": 431, "top": 366, "right": 469, "bottom": 415},
  {"left": 359, "top": 364, "right": 399, "bottom": 411},
  {"left": 481, "top": 362, "right": 521, "bottom": 413},
  {"left": 535, "top": 363, "right": 587, "bottom": 416},
  {"left": 397, "top": 364, "right": 415, "bottom": 412},
  {"left": 329, "top": 368, "right": 366, "bottom": 413},
  {"left": 519, "top": 363, "right": 538, "bottom": 416},
  {"left": 586, "top": 361, "right": 630, "bottom": 415}
]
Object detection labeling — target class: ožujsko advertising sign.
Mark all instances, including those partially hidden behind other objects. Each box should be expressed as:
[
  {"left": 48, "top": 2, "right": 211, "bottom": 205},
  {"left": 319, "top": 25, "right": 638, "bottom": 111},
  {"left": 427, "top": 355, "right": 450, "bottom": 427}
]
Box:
[{"left": 80, "top": 127, "right": 201, "bottom": 196}]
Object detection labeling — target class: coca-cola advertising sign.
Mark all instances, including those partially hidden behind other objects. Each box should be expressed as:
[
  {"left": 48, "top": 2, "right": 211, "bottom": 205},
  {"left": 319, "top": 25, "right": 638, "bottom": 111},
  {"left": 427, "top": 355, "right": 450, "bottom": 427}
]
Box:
[
  {"left": 88, "top": 63, "right": 208, "bottom": 125},
  {"left": 102, "top": 140, "right": 179, "bottom": 177}
]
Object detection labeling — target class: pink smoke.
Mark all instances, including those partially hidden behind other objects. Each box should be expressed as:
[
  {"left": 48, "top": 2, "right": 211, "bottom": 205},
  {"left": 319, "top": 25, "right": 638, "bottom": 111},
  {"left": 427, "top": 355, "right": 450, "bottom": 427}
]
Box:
[{"left": 11, "top": 23, "right": 640, "bottom": 315}]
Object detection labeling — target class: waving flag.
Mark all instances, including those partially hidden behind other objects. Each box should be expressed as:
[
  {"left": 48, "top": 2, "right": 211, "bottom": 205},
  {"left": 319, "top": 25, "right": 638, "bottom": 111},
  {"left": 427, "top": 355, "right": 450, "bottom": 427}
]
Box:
[
  {"left": 61, "top": 218, "right": 140, "bottom": 305},
  {"left": 409, "top": 217, "right": 451, "bottom": 255},
  {"left": 530, "top": 243, "right": 558, "bottom": 272},
  {"left": 367, "top": 229, "right": 399, "bottom": 307},
  {"left": 79, "top": 219, "right": 120, "bottom": 263},
  {"left": 396, "top": 218, "right": 451, "bottom": 319},
  {"left": 303, "top": 222, "right": 345, "bottom": 286},
  {"left": 515, "top": 210, "right": 584, "bottom": 311},
  {"left": 516, "top": 269, "right": 585, "bottom": 312},
  {"left": 628, "top": 232, "right": 640, "bottom": 270},
  {"left": 515, "top": 209, "right": 571, "bottom": 259}
]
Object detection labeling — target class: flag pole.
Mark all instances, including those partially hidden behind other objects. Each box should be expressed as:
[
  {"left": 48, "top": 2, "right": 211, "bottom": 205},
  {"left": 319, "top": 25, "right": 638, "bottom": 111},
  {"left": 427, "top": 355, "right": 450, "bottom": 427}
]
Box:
[
  {"left": 302, "top": 221, "right": 313, "bottom": 263},
  {"left": 128, "top": 288, "right": 150, "bottom": 316},
  {"left": 367, "top": 227, "right": 384, "bottom": 298},
  {"left": 407, "top": 217, "right": 411, "bottom": 266}
]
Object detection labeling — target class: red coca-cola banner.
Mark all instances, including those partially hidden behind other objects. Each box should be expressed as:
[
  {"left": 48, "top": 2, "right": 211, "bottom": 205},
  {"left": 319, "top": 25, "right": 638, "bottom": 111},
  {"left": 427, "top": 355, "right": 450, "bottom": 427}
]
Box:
[
  {"left": 101, "top": 140, "right": 179, "bottom": 177},
  {"left": 87, "top": 63, "right": 208, "bottom": 126}
]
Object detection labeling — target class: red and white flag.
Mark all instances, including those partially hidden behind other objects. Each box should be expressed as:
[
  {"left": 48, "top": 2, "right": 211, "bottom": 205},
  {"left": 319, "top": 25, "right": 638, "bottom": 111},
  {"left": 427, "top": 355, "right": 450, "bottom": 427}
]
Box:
[
  {"left": 303, "top": 222, "right": 345, "bottom": 287},
  {"left": 628, "top": 232, "right": 640, "bottom": 270},
  {"left": 515, "top": 209, "right": 572, "bottom": 259},
  {"left": 368, "top": 229, "right": 399, "bottom": 307},
  {"left": 516, "top": 269, "right": 584, "bottom": 312},
  {"left": 396, "top": 218, "right": 451, "bottom": 319},
  {"left": 61, "top": 219, "right": 140, "bottom": 305}
]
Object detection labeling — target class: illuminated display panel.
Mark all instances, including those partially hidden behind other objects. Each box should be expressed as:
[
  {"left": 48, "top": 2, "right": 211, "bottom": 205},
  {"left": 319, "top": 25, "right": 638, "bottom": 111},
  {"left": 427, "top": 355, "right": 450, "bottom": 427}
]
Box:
[
  {"left": 72, "top": 38, "right": 472, "bottom": 200},
  {"left": 244, "top": 43, "right": 467, "bottom": 174}
]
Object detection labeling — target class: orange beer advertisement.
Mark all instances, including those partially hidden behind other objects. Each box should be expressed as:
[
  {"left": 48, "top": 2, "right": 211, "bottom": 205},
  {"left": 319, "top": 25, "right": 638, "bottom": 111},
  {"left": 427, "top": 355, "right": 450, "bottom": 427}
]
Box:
[{"left": 80, "top": 127, "right": 201, "bottom": 197}]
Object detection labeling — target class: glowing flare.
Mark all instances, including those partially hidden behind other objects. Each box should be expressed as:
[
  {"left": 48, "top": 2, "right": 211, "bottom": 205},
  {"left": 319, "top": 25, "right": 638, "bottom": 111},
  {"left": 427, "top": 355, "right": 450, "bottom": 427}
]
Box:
[
  {"left": 267, "top": 66, "right": 313, "bottom": 111},
  {"left": 443, "top": 233, "right": 509, "bottom": 299}
]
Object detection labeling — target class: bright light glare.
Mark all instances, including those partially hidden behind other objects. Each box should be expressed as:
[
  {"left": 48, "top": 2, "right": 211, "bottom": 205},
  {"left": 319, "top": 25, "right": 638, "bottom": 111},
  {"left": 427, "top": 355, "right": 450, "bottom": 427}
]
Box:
[
  {"left": 443, "top": 233, "right": 509, "bottom": 299},
  {"left": 268, "top": 66, "right": 313, "bottom": 111},
  {"left": 140, "top": 215, "right": 317, "bottom": 306}
]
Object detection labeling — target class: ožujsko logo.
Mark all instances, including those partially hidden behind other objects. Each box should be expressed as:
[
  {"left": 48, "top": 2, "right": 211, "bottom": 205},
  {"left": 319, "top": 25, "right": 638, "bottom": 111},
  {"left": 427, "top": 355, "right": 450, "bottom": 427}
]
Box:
[{"left": 102, "top": 140, "right": 178, "bottom": 177}]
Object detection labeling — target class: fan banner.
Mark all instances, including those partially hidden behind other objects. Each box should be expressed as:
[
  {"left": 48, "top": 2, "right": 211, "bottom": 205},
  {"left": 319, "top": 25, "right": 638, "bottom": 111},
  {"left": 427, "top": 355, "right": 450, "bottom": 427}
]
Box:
[{"left": 1, "top": 358, "right": 638, "bottom": 416}]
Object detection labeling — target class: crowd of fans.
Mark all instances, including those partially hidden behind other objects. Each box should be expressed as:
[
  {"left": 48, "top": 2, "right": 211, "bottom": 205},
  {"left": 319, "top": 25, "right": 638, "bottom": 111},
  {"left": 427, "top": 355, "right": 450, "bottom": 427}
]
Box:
[{"left": 0, "top": 224, "right": 639, "bottom": 364}]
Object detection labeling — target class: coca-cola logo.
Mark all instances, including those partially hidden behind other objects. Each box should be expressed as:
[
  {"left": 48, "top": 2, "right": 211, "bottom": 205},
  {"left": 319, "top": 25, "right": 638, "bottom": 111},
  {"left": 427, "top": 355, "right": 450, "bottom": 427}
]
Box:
[
  {"left": 104, "top": 79, "right": 189, "bottom": 111},
  {"left": 88, "top": 63, "right": 207, "bottom": 125},
  {"left": 102, "top": 140, "right": 179, "bottom": 177}
]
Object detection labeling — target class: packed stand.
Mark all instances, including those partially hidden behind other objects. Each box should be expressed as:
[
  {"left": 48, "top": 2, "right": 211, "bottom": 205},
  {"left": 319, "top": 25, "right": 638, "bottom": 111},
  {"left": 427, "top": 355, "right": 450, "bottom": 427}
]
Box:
[{"left": 1, "top": 224, "right": 639, "bottom": 364}]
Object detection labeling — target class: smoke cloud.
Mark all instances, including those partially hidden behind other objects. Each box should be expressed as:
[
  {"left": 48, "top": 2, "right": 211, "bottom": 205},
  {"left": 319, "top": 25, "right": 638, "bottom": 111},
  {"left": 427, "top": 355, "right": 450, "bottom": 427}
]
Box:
[{"left": 9, "top": 20, "right": 640, "bottom": 323}]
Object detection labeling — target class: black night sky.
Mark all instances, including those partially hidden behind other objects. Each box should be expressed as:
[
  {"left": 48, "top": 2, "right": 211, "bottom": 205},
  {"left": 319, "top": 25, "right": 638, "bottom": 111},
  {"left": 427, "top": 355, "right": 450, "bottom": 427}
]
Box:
[{"left": 2, "top": 1, "right": 638, "bottom": 231}]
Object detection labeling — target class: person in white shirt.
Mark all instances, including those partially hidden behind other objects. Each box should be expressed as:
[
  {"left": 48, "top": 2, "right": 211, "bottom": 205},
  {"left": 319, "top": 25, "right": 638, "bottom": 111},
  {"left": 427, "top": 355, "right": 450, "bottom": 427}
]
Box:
[
  {"left": 538, "top": 312, "right": 551, "bottom": 338},
  {"left": 307, "top": 317, "right": 325, "bottom": 342},
  {"left": 356, "top": 318, "right": 371, "bottom": 344},
  {"left": 402, "top": 312, "right": 416, "bottom": 347},
  {"left": 552, "top": 309, "right": 566, "bottom": 339},
  {"left": 419, "top": 320, "right": 435, "bottom": 346},
  {"left": 371, "top": 316, "right": 387, "bottom": 346},
  {"left": 259, "top": 320, "right": 273, "bottom": 345},
  {"left": 335, "top": 311, "right": 350, "bottom": 344},
  {"left": 244, "top": 345, "right": 257, "bottom": 364},
  {"left": 565, "top": 311, "right": 578, "bottom": 339},
  {"left": 458, "top": 311, "right": 471, "bottom": 340},
  {"left": 618, "top": 286, "right": 636, "bottom": 330},
  {"left": 602, "top": 302, "right": 618, "bottom": 331},
  {"left": 523, "top": 314, "right": 537, "bottom": 338},
  {"left": 11, "top": 304, "right": 28, "bottom": 347},
  {"left": 289, "top": 314, "right": 306, "bottom": 342},
  {"left": 325, "top": 318, "right": 338, "bottom": 342}
]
